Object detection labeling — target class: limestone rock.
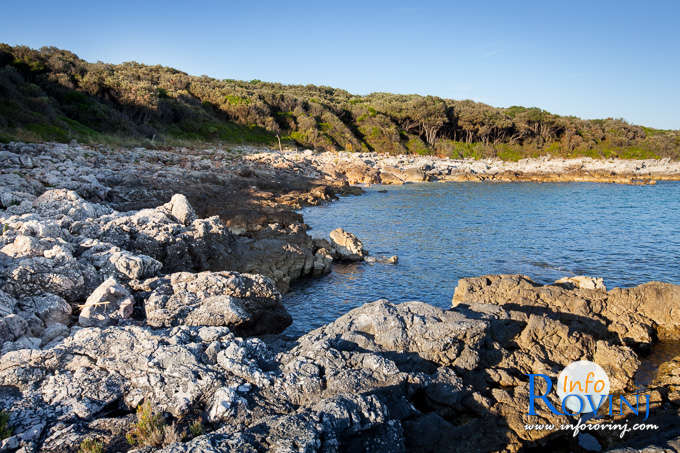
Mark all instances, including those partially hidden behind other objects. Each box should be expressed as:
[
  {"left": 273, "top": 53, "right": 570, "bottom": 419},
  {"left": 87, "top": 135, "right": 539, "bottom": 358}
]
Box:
[
  {"left": 365, "top": 255, "right": 398, "bottom": 264},
  {"left": 329, "top": 228, "right": 366, "bottom": 262},
  {"left": 3, "top": 246, "right": 87, "bottom": 302},
  {"left": 33, "top": 189, "right": 112, "bottom": 222},
  {"left": 143, "top": 271, "right": 291, "bottom": 336},
  {"left": 337, "top": 161, "right": 381, "bottom": 185},
  {"left": 18, "top": 294, "right": 71, "bottom": 326},
  {"left": 0, "top": 314, "right": 28, "bottom": 345},
  {"left": 312, "top": 248, "right": 333, "bottom": 275},
  {"left": 452, "top": 274, "right": 678, "bottom": 346},
  {"left": 0, "top": 288, "right": 17, "bottom": 315},
  {"left": 555, "top": 275, "right": 606, "bottom": 290},
  {"left": 78, "top": 278, "right": 134, "bottom": 327},
  {"left": 160, "top": 193, "right": 197, "bottom": 226},
  {"left": 207, "top": 386, "right": 247, "bottom": 422},
  {"left": 278, "top": 300, "right": 486, "bottom": 404},
  {"left": 94, "top": 208, "right": 236, "bottom": 275},
  {"left": 78, "top": 238, "right": 162, "bottom": 281}
]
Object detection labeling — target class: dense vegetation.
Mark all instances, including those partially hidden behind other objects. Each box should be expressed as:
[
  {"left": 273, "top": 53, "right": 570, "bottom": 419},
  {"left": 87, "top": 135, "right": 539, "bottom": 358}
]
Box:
[{"left": 1, "top": 44, "right": 678, "bottom": 159}]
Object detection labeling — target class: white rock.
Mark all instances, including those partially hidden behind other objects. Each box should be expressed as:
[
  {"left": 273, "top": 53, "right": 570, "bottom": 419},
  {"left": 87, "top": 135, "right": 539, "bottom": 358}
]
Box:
[
  {"left": 79, "top": 277, "right": 134, "bottom": 327},
  {"left": 329, "top": 228, "right": 366, "bottom": 262},
  {"left": 555, "top": 276, "right": 606, "bottom": 291},
  {"left": 207, "top": 386, "right": 246, "bottom": 422},
  {"left": 162, "top": 194, "right": 197, "bottom": 226}
]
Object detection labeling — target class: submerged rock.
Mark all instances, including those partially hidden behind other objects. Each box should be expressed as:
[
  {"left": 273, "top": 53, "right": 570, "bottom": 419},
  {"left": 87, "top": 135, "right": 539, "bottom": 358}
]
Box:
[{"left": 365, "top": 255, "right": 398, "bottom": 265}]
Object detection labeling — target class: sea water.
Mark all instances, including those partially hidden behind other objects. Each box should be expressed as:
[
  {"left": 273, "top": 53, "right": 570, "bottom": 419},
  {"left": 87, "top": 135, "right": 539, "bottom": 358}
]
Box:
[{"left": 284, "top": 181, "right": 680, "bottom": 336}]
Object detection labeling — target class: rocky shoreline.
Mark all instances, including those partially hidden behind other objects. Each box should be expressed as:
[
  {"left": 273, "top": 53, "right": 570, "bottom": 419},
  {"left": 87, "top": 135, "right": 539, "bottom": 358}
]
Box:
[
  {"left": 1, "top": 142, "right": 680, "bottom": 452},
  {"left": 246, "top": 148, "right": 680, "bottom": 185}
]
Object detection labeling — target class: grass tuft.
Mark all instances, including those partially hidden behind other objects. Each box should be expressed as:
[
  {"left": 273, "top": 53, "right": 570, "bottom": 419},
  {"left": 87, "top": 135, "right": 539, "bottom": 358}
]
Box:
[
  {"left": 126, "top": 400, "right": 166, "bottom": 447},
  {"left": 0, "top": 410, "right": 12, "bottom": 440},
  {"left": 78, "top": 438, "right": 104, "bottom": 453}
]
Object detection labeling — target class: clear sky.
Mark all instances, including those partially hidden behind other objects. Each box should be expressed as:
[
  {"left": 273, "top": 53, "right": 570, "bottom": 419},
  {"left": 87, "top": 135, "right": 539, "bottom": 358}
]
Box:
[{"left": 2, "top": 0, "right": 678, "bottom": 129}]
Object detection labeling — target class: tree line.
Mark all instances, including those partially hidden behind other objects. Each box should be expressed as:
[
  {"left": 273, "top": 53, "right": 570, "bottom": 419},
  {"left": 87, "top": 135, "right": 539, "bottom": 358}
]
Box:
[{"left": 1, "top": 44, "right": 678, "bottom": 160}]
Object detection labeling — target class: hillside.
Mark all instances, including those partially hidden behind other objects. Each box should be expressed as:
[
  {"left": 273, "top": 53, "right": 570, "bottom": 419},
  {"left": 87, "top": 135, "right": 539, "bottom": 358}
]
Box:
[{"left": 1, "top": 44, "right": 678, "bottom": 160}]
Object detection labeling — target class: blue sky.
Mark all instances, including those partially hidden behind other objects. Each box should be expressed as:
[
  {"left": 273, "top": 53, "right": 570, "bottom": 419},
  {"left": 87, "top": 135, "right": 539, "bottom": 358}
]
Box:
[{"left": 2, "top": 0, "right": 678, "bottom": 129}]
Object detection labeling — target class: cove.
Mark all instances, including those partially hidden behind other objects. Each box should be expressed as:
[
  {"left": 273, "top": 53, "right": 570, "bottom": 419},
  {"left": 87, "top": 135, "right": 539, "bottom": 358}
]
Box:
[{"left": 284, "top": 181, "right": 680, "bottom": 336}]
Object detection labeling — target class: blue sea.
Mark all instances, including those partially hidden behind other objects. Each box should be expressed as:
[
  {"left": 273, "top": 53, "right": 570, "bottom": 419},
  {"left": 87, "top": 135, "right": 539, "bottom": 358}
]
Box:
[{"left": 284, "top": 181, "right": 680, "bottom": 336}]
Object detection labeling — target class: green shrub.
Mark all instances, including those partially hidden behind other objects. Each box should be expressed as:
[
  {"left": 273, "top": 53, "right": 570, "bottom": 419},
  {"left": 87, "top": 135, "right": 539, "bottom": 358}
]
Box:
[
  {"left": 0, "top": 43, "right": 677, "bottom": 158},
  {"left": 189, "top": 420, "right": 204, "bottom": 438},
  {"left": 126, "top": 400, "right": 166, "bottom": 447},
  {"left": 0, "top": 410, "right": 12, "bottom": 440},
  {"left": 495, "top": 144, "right": 525, "bottom": 161},
  {"left": 288, "top": 130, "right": 307, "bottom": 143},
  {"left": 78, "top": 438, "right": 104, "bottom": 453},
  {"left": 125, "top": 401, "right": 189, "bottom": 448},
  {"left": 25, "top": 123, "right": 70, "bottom": 142}
]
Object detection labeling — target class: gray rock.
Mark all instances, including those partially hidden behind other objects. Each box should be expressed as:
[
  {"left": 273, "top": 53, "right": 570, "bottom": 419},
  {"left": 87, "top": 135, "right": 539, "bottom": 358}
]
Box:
[
  {"left": 0, "top": 191, "right": 35, "bottom": 209},
  {"left": 39, "top": 322, "right": 70, "bottom": 347},
  {"left": 78, "top": 238, "right": 162, "bottom": 281},
  {"left": 0, "top": 314, "right": 28, "bottom": 344},
  {"left": 312, "top": 248, "right": 333, "bottom": 275},
  {"left": 33, "top": 189, "right": 112, "bottom": 222},
  {"left": 453, "top": 274, "right": 680, "bottom": 345},
  {"left": 0, "top": 289, "right": 17, "bottom": 315},
  {"left": 161, "top": 194, "right": 197, "bottom": 226},
  {"left": 144, "top": 271, "right": 291, "bottom": 336},
  {"left": 79, "top": 277, "right": 134, "bottom": 327},
  {"left": 94, "top": 207, "right": 236, "bottom": 275},
  {"left": 207, "top": 386, "right": 247, "bottom": 422},
  {"left": 2, "top": 245, "right": 87, "bottom": 302},
  {"left": 18, "top": 294, "right": 71, "bottom": 326},
  {"left": 365, "top": 255, "right": 398, "bottom": 265}
]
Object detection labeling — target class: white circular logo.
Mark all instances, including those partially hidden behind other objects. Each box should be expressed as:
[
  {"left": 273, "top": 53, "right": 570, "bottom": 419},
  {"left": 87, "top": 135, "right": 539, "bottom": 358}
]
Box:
[{"left": 556, "top": 360, "right": 610, "bottom": 414}]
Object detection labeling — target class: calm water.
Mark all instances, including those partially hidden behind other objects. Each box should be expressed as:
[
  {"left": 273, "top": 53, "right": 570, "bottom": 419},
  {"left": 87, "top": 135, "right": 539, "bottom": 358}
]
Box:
[{"left": 284, "top": 182, "right": 680, "bottom": 336}]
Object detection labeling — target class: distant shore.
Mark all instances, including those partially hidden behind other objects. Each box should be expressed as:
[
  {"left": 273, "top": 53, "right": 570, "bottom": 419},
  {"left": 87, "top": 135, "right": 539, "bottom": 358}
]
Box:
[{"left": 247, "top": 148, "right": 680, "bottom": 185}]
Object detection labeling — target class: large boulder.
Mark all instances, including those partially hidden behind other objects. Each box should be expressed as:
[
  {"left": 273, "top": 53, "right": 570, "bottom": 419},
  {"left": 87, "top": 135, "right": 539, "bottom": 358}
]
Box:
[
  {"left": 278, "top": 300, "right": 487, "bottom": 404},
  {"left": 329, "top": 228, "right": 366, "bottom": 262},
  {"left": 93, "top": 208, "right": 237, "bottom": 275},
  {"left": 2, "top": 244, "right": 87, "bottom": 302},
  {"left": 335, "top": 161, "right": 381, "bottom": 185},
  {"left": 159, "top": 193, "right": 197, "bottom": 226},
  {"left": 0, "top": 325, "right": 237, "bottom": 449},
  {"left": 452, "top": 274, "right": 680, "bottom": 346},
  {"left": 78, "top": 238, "right": 162, "bottom": 282},
  {"left": 142, "top": 271, "right": 291, "bottom": 336},
  {"left": 231, "top": 235, "right": 311, "bottom": 293},
  {"left": 79, "top": 278, "right": 134, "bottom": 327}
]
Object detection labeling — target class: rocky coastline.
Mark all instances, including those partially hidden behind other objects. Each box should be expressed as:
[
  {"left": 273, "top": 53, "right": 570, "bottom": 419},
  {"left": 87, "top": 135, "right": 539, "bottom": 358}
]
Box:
[
  {"left": 1, "top": 141, "right": 680, "bottom": 452},
  {"left": 246, "top": 148, "right": 680, "bottom": 185}
]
